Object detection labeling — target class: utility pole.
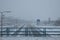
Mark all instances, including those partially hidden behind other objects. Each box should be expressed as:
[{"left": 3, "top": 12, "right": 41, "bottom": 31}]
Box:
[{"left": 0, "top": 11, "right": 11, "bottom": 37}]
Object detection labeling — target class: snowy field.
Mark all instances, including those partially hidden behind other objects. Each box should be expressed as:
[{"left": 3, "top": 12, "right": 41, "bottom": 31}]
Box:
[{"left": 0, "top": 35, "right": 60, "bottom": 40}]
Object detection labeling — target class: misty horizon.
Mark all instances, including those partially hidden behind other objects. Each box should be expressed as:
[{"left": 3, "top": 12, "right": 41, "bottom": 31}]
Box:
[{"left": 0, "top": 0, "right": 60, "bottom": 21}]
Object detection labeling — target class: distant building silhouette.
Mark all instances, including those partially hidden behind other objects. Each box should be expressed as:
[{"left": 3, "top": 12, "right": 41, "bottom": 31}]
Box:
[
  {"left": 36, "top": 19, "right": 40, "bottom": 26},
  {"left": 48, "top": 18, "right": 51, "bottom": 24}
]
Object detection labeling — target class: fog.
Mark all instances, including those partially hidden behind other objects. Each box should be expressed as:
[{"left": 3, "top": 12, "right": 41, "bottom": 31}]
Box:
[{"left": 0, "top": 0, "right": 60, "bottom": 21}]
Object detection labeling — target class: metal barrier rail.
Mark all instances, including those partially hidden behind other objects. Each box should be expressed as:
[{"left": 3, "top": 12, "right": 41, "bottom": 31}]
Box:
[{"left": 0, "top": 27, "right": 60, "bottom": 37}]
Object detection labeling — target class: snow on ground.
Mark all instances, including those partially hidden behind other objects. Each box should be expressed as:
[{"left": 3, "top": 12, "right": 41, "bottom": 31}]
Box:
[
  {"left": 0, "top": 35, "right": 60, "bottom": 40},
  {"left": 34, "top": 25, "right": 60, "bottom": 28}
]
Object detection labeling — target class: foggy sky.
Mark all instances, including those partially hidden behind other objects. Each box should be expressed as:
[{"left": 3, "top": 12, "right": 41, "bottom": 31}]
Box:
[{"left": 0, "top": 0, "right": 60, "bottom": 21}]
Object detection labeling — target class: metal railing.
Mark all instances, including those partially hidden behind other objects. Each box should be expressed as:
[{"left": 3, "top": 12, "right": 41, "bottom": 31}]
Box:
[{"left": 0, "top": 27, "right": 60, "bottom": 37}]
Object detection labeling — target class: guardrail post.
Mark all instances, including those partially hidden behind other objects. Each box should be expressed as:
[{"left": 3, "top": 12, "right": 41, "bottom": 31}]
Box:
[
  {"left": 6, "top": 28, "right": 10, "bottom": 36},
  {"left": 43, "top": 28, "right": 46, "bottom": 36},
  {"left": 25, "top": 28, "right": 28, "bottom": 36}
]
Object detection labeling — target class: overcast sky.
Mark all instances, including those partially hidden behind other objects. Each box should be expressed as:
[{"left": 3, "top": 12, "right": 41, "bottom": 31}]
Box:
[{"left": 0, "top": 0, "right": 60, "bottom": 21}]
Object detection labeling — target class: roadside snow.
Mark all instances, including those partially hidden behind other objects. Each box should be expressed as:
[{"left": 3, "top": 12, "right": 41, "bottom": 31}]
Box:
[{"left": 0, "top": 35, "right": 60, "bottom": 40}]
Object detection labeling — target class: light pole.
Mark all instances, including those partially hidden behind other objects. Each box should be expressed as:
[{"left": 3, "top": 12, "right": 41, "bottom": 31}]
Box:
[{"left": 0, "top": 11, "right": 11, "bottom": 37}]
